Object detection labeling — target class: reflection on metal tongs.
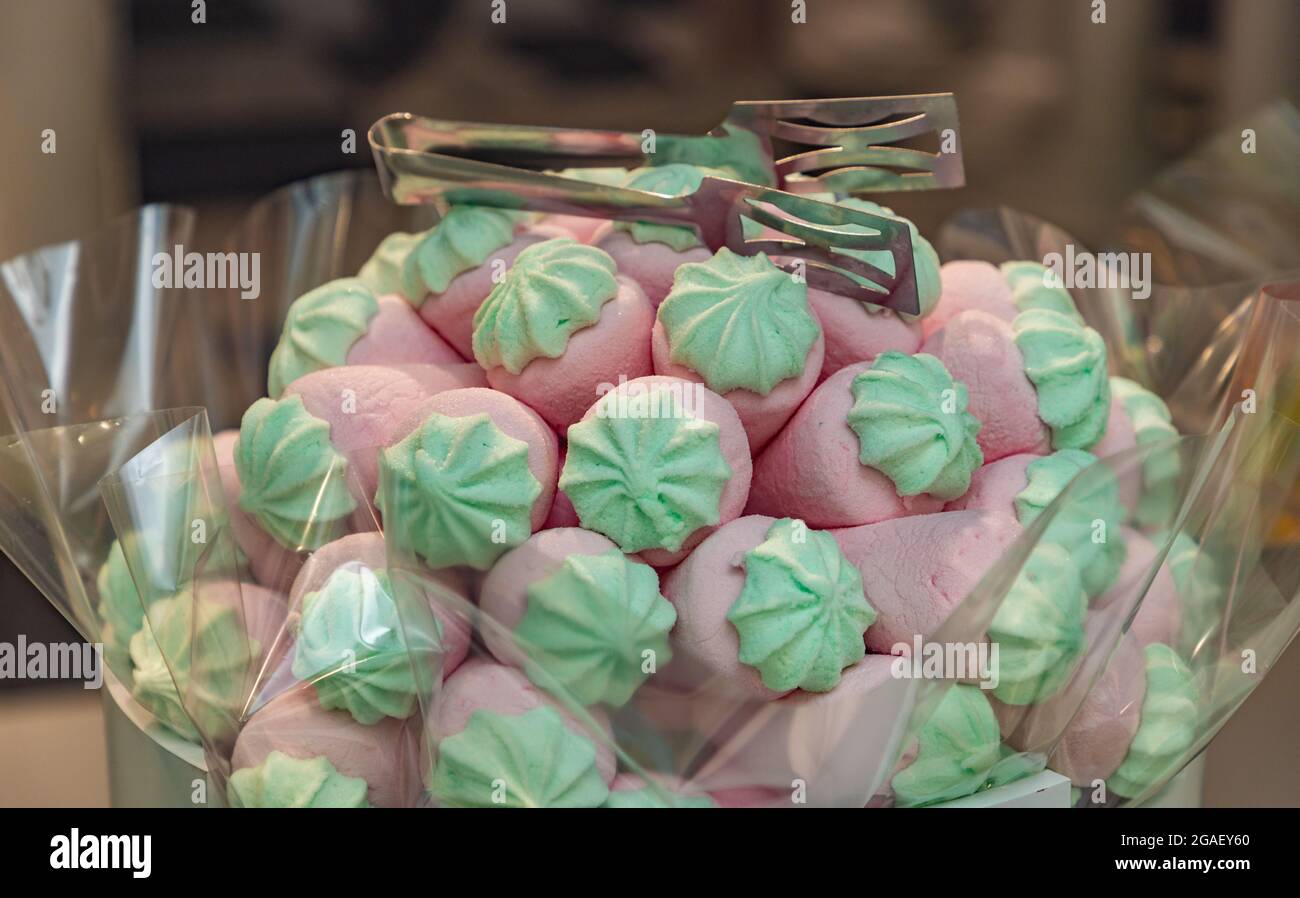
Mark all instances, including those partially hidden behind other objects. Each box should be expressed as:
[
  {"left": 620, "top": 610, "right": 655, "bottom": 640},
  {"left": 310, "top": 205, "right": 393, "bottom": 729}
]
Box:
[{"left": 368, "top": 94, "right": 963, "bottom": 315}]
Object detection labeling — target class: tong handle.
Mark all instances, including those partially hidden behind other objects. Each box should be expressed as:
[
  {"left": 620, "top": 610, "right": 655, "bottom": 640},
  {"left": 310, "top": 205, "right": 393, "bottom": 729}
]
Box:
[
  {"left": 384, "top": 114, "right": 649, "bottom": 168},
  {"left": 370, "top": 113, "right": 704, "bottom": 229}
]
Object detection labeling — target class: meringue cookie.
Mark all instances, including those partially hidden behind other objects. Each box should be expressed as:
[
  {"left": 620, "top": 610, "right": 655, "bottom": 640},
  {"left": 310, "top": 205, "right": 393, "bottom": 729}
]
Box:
[
  {"left": 653, "top": 248, "right": 824, "bottom": 452},
  {"left": 376, "top": 389, "right": 557, "bottom": 571},
  {"left": 479, "top": 528, "right": 675, "bottom": 707},
  {"left": 267, "top": 278, "right": 458, "bottom": 396},
  {"left": 560, "top": 376, "right": 751, "bottom": 566}
]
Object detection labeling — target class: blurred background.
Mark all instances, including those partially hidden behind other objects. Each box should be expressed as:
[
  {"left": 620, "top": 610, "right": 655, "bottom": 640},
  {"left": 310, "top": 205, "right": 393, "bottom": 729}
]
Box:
[{"left": 1, "top": 0, "right": 1298, "bottom": 806}]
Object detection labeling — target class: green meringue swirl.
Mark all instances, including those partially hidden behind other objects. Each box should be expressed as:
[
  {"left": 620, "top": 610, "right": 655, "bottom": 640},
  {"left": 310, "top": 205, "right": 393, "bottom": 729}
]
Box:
[
  {"left": 292, "top": 567, "right": 439, "bottom": 725},
  {"left": 613, "top": 164, "right": 717, "bottom": 250},
  {"left": 96, "top": 539, "right": 143, "bottom": 675},
  {"left": 988, "top": 543, "right": 1088, "bottom": 705},
  {"left": 1160, "top": 531, "right": 1224, "bottom": 659},
  {"left": 659, "top": 249, "right": 819, "bottom": 395},
  {"left": 727, "top": 518, "right": 876, "bottom": 693},
  {"left": 1108, "top": 643, "right": 1199, "bottom": 799},
  {"left": 471, "top": 238, "right": 619, "bottom": 374},
  {"left": 603, "top": 785, "right": 717, "bottom": 808},
  {"left": 560, "top": 387, "right": 731, "bottom": 554},
  {"left": 357, "top": 231, "right": 420, "bottom": 298},
  {"left": 834, "top": 198, "right": 942, "bottom": 318},
  {"left": 1014, "top": 449, "right": 1126, "bottom": 597},
  {"left": 397, "top": 205, "right": 520, "bottom": 301},
  {"left": 376, "top": 411, "right": 540, "bottom": 570},
  {"left": 429, "top": 706, "right": 609, "bottom": 808},
  {"left": 1111, "top": 376, "right": 1181, "bottom": 527},
  {"left": 892, "top": 684, "right": 1003, "bottom": 807},
  {"left": 846, "top": 351, "right": 984, "bottom": 500},
  {"left": 129, "top": 592, "right": 258, "bottom": 743},
  {"left": 1000, "top": 260, "right": 1082, "bottom": 321},
  {"left": 267, "top": 278, "right": 379, "bottom": 397},
  {"left": 236, "top": 395, "right": 356, "bottom": 551},
  {"left": 1011, "top": 308, "right": 1111, "bottom": 450},
  {"left": 516, "top": 549, "right": 675, "bottom": 707},
  {"left": 228, "top": 751, "right": 369, "bottom": 808}
]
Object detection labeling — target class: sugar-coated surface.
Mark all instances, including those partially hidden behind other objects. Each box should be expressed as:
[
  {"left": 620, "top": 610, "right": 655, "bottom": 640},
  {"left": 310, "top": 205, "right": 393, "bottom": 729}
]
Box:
[
  {"left": 832, "top": 510, "right": 1022, "bottom": 653},
  {"left": 807, "top": 288, "right": 923, "bottom": 382},
  {"left": 748, "top": 362, "right": 945, "bottom": 527},
  {"left": 662, "top": 515, "right": 787, "bottom": 702},
  {"left": 485, "top": 275, "right": 655, "bottom": 431},
  {"left": 945, "top": 452, "right": 1037, "bottom": 515},
  {"left": 923, "top": 260, "right": 1018, "bottom": 338},
  {"left": 651, "top": 316, "right": 824, "bottom": 454},
  {"left": 478, "top": 527, "right": 621, "bottom": 665},
  {"left": 592, "top": 226, "right": 713, "bottom": 308},
  {"left": 419, "top": 233, "right": 548, "bottom": 358},
  {"left": 534, "top": 214, "right": 607, "bottom": 244},
  {"left": 922, "top": 310, "right": 1052, "bottom": 461},
  {"left": 693, "top": 654, "right": 909, "bottom": 806},
  {"left": 232, "top": 688, "right": 423, "bottom": 808},
  {"left": 434, "top": 659, "right": 616, "bottom": 783},
  {"left": 1097, "top": 529, "right": 1181, "bottom": 649},
  {"left": 347, "top": 294, "right": 461, "bottom": 367},
  {"left": 1090, "top": 394, "right": 1141, "bottom": 510},
  {"left": 1049, "top": 631, "right": 1146, "bottom": 787},
  {"left": 285, "top": 364, "right": 463, "bottom": 504}
]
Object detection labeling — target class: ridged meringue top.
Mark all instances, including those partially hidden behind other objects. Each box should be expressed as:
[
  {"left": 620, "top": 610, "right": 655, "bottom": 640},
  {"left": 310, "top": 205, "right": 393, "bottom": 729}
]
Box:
[
  {"left": 891, "top": 684, "right": 1003, "bottom": 807},
  {"left": 834, "top": 198, "right": 942, "bottom": 318},
  {"left": 1112, "top": 376, "right": 1177, "bottom": 446},
  {"left": 228, "top": 751, "right": 370, "bottom": 808},
  {"left": 235, "top": 395, "right": 356, "bottom": 551},
  {"left": 96, "top": 539, "right": 143, "bottom": 660},
  {"left": 357, "top": 231, "right": 420, "bottom": 298},
  {"left": 515, "top": 549, "right": 676, "bottom": 707},
  {"left": 727, "top": 518, "right": 876, "bottom": 693},
  {"left": 1011, "top": 308, "right": 1111, "bottom": 450},
  {"left": 1014, "top": 449, "right": 1126, "bottom": 597},
  {"left": 398, "top": 205, "right": 520, "bottom": 300},
  {"left": 613, "top": 163, "right": 717, "bottom": 250},
  {"left": 1109, "top": 643, "right": 1199, "bottom": 799},
  {"left": 376, "top": 411, "right": 541, "bottom": 571},
  {"left": 292, "top": 567, "right": 438, "bottom": 725},
  {"left": 987, "top": 543, "right": 1088, "bottom": 705},
  {"left": 658, "top": 248, "right": 820, "bottom": 395},
  {"left": 129, "top": 592, "right": 258, "bottom": 743},
  {"left": 471, "top": 238, "right": 619, "bottom": 374},
  {"left": 560, "top": 386, "right": 732, "bottom": 554},
  {"left": 846, "top": 351, "right": 984, "bottom": 500},
  {"left": 1000, "top": 260, "right": 1082, "bottom": 321},
  {"left": 1112, "top": 376, "right": 1181, "bottom": 525},
  {"left": 429, "top": 707, "right": 609, "bottom": 808},
  {"left": 267, "top": 278, "right": 379, "bottom": 396}
]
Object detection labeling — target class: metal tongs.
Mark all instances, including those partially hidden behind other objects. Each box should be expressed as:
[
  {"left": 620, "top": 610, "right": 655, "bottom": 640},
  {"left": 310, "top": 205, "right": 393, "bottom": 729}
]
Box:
[{"left": 368, "top": 94, "right": 962, "bottom": 315}]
